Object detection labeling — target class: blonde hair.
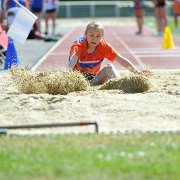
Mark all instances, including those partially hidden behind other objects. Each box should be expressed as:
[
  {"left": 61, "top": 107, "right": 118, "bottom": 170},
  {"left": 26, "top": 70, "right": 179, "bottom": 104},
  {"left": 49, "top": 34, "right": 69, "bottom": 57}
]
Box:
[{"left": 85, "top": 21, "right": 105, "bottom": 36}]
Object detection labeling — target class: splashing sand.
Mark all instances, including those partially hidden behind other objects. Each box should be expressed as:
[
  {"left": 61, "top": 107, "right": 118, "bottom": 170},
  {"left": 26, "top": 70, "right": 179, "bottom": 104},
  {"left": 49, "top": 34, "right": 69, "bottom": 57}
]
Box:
[
  {"left": 10, "top": 67, "right": 90, "bottom": 95},
  {"left": 10, "top": 67, "right": 151, "bottom": 95},
  {"left": 99, "top": 73, "right": 151, "bottom": 93}
]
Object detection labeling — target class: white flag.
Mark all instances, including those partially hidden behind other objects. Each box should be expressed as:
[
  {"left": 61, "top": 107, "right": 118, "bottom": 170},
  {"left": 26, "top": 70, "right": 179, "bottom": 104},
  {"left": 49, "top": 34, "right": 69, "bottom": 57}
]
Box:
[{"left": 7, "top": 5, "right": 37, "bottom": 43}]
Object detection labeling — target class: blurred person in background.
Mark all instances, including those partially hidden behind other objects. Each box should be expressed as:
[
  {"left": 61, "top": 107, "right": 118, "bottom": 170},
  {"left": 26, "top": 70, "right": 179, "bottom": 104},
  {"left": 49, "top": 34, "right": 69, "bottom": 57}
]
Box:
[
  {"left": 0, "top": 0, "right": 5, "bottom": 24},
  {"left": 5, "top": 0, "right": 29, "bottom": 10},
  {"left": 5, "top": 5, "right": 45, "bottom": 40},
  {"left": 30, "top": 0, "right": 43, "bottom": 32},
  {"left": 44, "top": 0, "right": 58, "bottom": 35},
  {"left": 0, "top": 0, "right": 5, "bottom": 62},
  {"left": 133, "top": 0, "right": 145, "bottom": 35},
  {"left": 173, "top": 0, "right": 180, "bottom": 32},
  {"left": 153, "top": 0, "right": 167, "bottom": 36},
  {"left": 4, "top": 0, "right": 29, "bottom": 32}
]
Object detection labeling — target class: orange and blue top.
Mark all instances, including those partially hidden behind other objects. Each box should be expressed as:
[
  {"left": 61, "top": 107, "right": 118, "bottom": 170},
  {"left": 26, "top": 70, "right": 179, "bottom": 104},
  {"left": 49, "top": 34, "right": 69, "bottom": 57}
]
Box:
[{"left": 69, "top": 37, "right": 118, "bottom": 75}]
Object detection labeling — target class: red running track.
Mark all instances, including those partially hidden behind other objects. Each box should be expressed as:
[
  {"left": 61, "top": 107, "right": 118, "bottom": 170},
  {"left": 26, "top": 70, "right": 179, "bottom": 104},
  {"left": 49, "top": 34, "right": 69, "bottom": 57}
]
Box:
[{"left": 33, "top": 25, "right": 180, "bottom": 71}]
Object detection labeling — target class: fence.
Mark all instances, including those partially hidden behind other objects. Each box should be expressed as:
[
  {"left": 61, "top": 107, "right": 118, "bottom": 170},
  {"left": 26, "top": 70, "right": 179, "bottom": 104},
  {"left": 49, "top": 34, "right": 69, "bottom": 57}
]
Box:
[{"left": 57, "top": 1, "right": 173, "bottom": 18}]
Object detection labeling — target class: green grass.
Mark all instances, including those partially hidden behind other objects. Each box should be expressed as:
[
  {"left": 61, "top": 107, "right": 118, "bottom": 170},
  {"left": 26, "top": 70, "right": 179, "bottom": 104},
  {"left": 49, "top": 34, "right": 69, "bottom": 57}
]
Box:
[{"left": 0, "top": 134, "right": 179, "bottom": 180}]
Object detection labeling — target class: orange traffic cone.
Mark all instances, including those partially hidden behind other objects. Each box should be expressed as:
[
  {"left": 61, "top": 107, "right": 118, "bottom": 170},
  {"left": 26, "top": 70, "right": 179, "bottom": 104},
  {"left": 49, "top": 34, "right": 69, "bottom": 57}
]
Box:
[{"left": 162, "top": 26, "right": 176, "bottom": 49}]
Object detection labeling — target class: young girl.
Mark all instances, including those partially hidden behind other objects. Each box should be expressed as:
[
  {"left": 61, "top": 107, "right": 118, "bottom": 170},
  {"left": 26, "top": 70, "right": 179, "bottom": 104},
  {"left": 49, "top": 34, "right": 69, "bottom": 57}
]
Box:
[{"left": 68, "top": 22, "right": 151, "bottom": 85}]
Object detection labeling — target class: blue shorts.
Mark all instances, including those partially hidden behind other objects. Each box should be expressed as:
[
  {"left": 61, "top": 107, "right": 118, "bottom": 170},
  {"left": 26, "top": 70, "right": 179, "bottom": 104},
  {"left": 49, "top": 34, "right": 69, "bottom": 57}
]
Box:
[
  {"left": 46, "top": 9, "right": 56, "bottom": 13},
  {"left": 31, "top": 8, "right": 42, "bottom": 13},
  {"left": 134, "top": 2, "right": 144, "bottom": 9}
]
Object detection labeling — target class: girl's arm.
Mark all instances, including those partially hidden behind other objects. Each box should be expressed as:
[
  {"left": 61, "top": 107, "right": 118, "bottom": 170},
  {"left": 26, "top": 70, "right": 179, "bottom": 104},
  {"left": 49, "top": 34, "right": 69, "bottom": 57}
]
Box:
[
  {"left": 115, "top": 54, "right": 153, "bottom": 76},
  {"left": 68, "top": 45, "right": 80, "bottom": 69},
  {"left": 68, "top": 54, "right": 78, "bottom": 69},
  {"left": 115, "top": 54, "right": 139, "bottom": 73}
]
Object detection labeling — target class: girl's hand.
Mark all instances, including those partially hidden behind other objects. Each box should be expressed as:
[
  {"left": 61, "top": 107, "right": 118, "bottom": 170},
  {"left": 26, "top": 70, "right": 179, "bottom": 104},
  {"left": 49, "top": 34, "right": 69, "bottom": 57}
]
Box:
[
  {"left": 139, "top": 70, "right": 153, "bottom": 77},
  {"left": 128, "top": 67, "right": 153, "bottom": 77}
]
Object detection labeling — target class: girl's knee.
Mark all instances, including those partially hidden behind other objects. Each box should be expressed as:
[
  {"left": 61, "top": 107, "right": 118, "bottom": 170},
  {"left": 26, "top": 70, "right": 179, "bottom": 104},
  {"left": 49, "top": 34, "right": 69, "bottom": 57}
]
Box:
[{"left": 106, "top": 64, "right": 119, "bottom": 78}]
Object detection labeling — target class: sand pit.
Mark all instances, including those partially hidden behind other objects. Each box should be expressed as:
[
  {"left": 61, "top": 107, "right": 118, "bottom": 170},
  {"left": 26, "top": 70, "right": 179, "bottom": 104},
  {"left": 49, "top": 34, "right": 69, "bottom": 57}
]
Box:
[{"left": 0, "top": 68, "right": 180, "bottom": 135}]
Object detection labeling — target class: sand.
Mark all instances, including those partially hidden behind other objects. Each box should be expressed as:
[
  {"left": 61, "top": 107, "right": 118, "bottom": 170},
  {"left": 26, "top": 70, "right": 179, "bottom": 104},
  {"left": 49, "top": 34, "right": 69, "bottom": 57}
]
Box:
[{"left": 0, "top": 69, "right": 180, "bottom": 135}]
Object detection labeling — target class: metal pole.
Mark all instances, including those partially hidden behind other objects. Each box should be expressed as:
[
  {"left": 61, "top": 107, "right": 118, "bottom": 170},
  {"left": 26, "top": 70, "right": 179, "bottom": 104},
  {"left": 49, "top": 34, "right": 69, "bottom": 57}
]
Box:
[{"left": 0, "top": 121, "right": 99, "bottom": 134}]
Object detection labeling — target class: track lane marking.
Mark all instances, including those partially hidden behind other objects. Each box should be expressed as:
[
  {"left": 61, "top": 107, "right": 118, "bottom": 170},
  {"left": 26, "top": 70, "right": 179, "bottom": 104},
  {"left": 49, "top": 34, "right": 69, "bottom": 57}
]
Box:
[
  {"left": 111, "top": 30, "right": 145, "bottom": 68},
  {"left": 31, "top": 27, "right": 77, "bottom": 71}
]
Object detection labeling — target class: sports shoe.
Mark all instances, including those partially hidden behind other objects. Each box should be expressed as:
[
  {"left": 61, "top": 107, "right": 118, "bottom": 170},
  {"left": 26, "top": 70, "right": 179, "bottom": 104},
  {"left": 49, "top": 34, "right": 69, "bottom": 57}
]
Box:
[{"left": 135, "top": 31, "right": 142, "bottom": 35}]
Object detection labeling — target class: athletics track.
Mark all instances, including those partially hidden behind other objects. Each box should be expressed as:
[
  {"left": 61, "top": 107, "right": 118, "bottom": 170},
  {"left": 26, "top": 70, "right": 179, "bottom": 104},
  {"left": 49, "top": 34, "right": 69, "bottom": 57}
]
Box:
[{"left": 32, "top": 25, "right": 180, "bottom": 71}]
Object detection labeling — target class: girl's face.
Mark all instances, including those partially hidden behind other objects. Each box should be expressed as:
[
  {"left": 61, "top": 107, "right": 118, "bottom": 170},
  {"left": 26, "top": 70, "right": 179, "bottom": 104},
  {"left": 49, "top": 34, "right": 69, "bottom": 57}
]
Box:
[{"left": 86, "top": 28, "right": 103, "bottom": 49}]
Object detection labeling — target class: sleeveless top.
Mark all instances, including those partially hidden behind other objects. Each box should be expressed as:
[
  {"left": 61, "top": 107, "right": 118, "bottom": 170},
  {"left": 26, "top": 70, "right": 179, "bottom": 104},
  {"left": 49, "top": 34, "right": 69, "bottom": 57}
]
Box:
[
  {"left": 7, "top": 0, "right": 28, "bottom": 8},
  {"left": 30, "top": 0, "right": 43, "bottom": 9},
  {"left": 45, "top": 0, "right": 56, "bottom": 11}
]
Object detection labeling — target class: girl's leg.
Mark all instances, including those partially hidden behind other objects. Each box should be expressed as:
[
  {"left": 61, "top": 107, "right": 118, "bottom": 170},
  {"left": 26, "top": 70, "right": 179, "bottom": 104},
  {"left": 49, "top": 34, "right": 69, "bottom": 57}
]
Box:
[
  {"left": 45, "top": 14, "right": 49, "bottom": 34},
  {"left": 34, "top": 12, "right": 41, "bottom": 32},
  {"left": 91, "top": 64, "right": 119, "bottom": 85},
  {"left": 134, "top": 8, "right": 143, "bottom": 34},
  {"left": 51, "top": 12, "right": 57, "bottom": 35},
  {"left": 91, "top": 67, "right": 108, "bottom": 85},
  {"left": 155, "top": 8, "right": 161, "bottom": 33},
  {"left": 159, "top": 7, "right": 167, "bottom": 33},
  {"left": 174, "top": 14, "right": 178, "bottom": 29},
  {"left": 173, "top": 2, "right": 180, "bottom": 30},
  {"left": 0, "top": 12, "right": 4, "bottom": 24}
]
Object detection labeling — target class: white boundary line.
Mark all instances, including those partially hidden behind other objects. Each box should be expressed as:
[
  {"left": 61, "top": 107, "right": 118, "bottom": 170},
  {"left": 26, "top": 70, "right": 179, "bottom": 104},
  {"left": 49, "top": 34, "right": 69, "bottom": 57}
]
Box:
[
  {"left": 132, "top": 47, "right": 180, "bottom": 50},
  {"left": 138, "top": 54, "right": 180, "bottom": 57},
  {"left": 152, "top": 69, "right": 180, "bottom": 72},
  {"left": 31, "top": 27, "right": 77, "bottom": 71},
  {"left": 134, "top": 51, "right": 180, "bottom": 54},
  {"left": 118, "top": 69, "right": 180, "bottom": 72}
]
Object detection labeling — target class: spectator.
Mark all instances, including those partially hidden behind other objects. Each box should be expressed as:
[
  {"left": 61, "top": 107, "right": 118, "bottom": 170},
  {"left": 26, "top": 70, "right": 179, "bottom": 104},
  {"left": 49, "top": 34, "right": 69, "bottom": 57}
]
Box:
[
  {"left": 133, "top": 0, "right": 144, "bottom": 35},
  {"left": 6, "top": 6, "right": 19, "bottom": 26},
  {"left": 0, "top": 0, "right": 6, "bottom": 64},
  {"left": 30, "top": 0, "right": 43, "bottom": 32},
  {"left": 173, "top": 0, "right": 180, "bottom": 32},
  {"left": 4, "top": 0, "right": 28, "bottom": 32},
  {"left": 44, "top": 0, "right": 58, "bottom": 35},
  {"left": 0, "top": 0, "right": 5, "bottom": 24},
  {"left": 5, "top": 0, "right": 29, "bottom": 10},
  {"left": 5, "top": 6, "right": 45, "bottom": 40},
  {"left": 153, "top": 0, "right": 167, "bottom": 36}
]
